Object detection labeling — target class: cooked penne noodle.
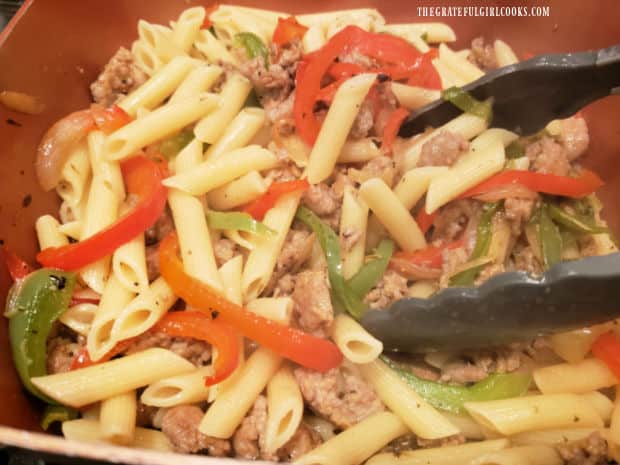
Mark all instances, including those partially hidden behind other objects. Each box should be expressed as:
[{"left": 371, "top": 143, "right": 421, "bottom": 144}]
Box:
[
  {"left": 110, "top": 277, "right": 177, "bottom": 342},
  {"left": 131, "top": 40, "right": 164, "bottom": 75},
  {"left": 57, "top": 220, "right": 82, "bottom": 240},
  {"left": 32, "top": 348, "right": 195, "bottom": 407},
  {"left": 609, "top": 386, "right": 620, "bottom": 448},
  {"left": 168, "top": 139, "right": 223, "bottom": 291},
  {"left": 470, "top": 445, "right": 562, "bottom": 465},
  {"left": 533, "top": 358, "right": 618, "bottom": 394},
  {"left": 264, "top": 365, "right": 304, "bottom": 454},
  {"left": 59, "top": 302, "right": 97, "bottom": 337},
  {"left": 172, "top": 7, "right": 206, "bottom": 52},
  {"left": 194, "top": 29, "right": 239, "bottom": 65},
  {"left": 106, "top": 93, "right": 218, "bottom": 161},
  {"left": 302, "top": 24, "right": 325, "bottom": 53},
  {"left": 141, "top": 367, "right": 212, "bottom": 407},
  {"left": 168, "top": 64, "right": 222, "bottom": 103},
  {"left": 337, "top": 137, "right": 382, "bottom": 164},
  {"left": 510, "top": 427, "right": 600, "bottom": 446},
  {"left": 35, "top": 215, "right": 69, "bottom": 250},
  {"left": 425, "top": 140, "right": 505, "bottom": 213},
  {"left": 246, "top": 297, "right": 294, "bottom": 325},
  {"left": 391, "top": 82, "right": 441, "bottom": 110},
  {"left": 56, "top": 141, "right": 90, "bottom": 207},
  {"left": 137, "top": 21, "right": 184, "bottom": 62},
  {"left": 163, "top": 145, "right": 277, "bottom": 195},
  {"left": 199, "top": 347, "right": 283, "bottom": 438},
  {"left": 331, "top": 314, "right": 383, "bottom": 364},
  {"left": 581, "top": 391, "right": 614, "bottom": 423},
  {"left": 548, "top": 324, "right": 612, "bottom": 363},
  {"left": 87, "top": 275, "right": 136, "bottom": 362},
  {"left": 366, "top": 439, "right": 510, "bottom": 465},
  {"left": 204, "top": 107, "right": 266, "bottom": 161},
  {"left": 340, "top": 186, "right": 368, "bottom": 278},
  {"left": 464, "top": 393, "right": 604, "bottom": 435},
  {"left": 432, "top": 58, "right": 466, "bottom": 88},
  {"left": 408, "top": 280, "right": 439, "bottom": 298},
  {"left": 62, "top": 419, "right": 172, "bottom": 451},
  {"left": 118, "top": 55, "right": 197, "bottom": 116},
  {"left": 307, "top": 73, "right": 377, "bottom": 184},
  {"left": 111, "top": 231, "right": 148, "bottom": 294},
  {"left": 241, "top": 192, "right": 302, "bottom": 301},
  {"left": 194, "top": 73, "right": 252, "bottom": 144},
  {"left": 295, "top": 412, "right": 409, "bottom": 465},
  {"left": 218, "top": 255, "right": 244, "bottom": 305},
  {"left": 207, "top": 171, "right": 269, "bottom": 211},
  {"left": 393, "top": 166, "right": 449, "bottom": 210},
  {"left": 99, "top": 390, "right": 137, "bottom": 445},
  {"left": 494, "top": 39, "right": 519, "bottom": 67},
  {"left": 379, "top": 22, "right": 456, "bottom": 43},
  {"left": 360, "top": 178, "right": 426, "bottom": 252},
  {"left": 438, "top": 43, "right": 485, "bottom": 83}
]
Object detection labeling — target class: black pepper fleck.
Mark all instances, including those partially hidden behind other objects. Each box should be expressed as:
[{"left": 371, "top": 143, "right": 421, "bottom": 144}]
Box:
[
  {"left": 6, "top": 118, "right": 21, "bottom": 127},
  {"left": 50, "top": 275, "right": 67, "bottom": 290},
  {"left": 22, "top": 194, "right": 32, "bottom": 208},
  {"left": 377, "top": 73, "right": 390, "bottom": 83},
  {"left": 212, "top": 310, "right": 220, "bottom": 319}
]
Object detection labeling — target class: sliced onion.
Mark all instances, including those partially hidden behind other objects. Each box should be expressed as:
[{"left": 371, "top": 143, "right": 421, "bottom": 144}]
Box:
[
  {"left": 388, "top": 257, "right": 442, "bottom": 280},
  {"left": 35, "top": 110, "right": 95, "bottom": 191},
  {"left": 473, "top": 183, "right": 538, "bottom": 202}
]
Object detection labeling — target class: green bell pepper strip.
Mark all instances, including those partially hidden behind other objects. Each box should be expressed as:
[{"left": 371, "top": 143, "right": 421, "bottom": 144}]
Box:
[
  {"left": 347, "top": 239, "right": 395, "bottom": 299},
  {"left": 538, "top": 204, "right": 563, "bottom": 269},
  {"left": 41, "top": 405, "right": 78, "bottom": 430},
  {"left": 158, "top": 129, "right": 194, "bottom": 160},
  {"left": 505, "top": 141, "right": 525, "bottom": 159},
  {"left": 450, "top": 202, "right": 501, "bottom": 286},
  {"left": 442, "top": 86, "right": 493, "bottom": 122},
  {"left": 234, "top": 32, "right": 269, "bottom": 66},
  {"left": 381, "top": 356, "right": 532, "bottom": 414},
  {"left": 547, "top": 203, "right": 609, "bottom": 235},
  {"left": 295, "top": 206, "right": 367, "bottom": 319},
  {"left": 206, "top": 211, "right": 275, "bottom": 236},
  {"left": 7, "top": 268, "right": 76, "bottom": 404}
]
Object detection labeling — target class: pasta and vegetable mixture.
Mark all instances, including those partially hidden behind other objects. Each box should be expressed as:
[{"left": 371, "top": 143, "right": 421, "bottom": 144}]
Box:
[{"left": 4, "top": 4, "right": 620, "bottom": 465}]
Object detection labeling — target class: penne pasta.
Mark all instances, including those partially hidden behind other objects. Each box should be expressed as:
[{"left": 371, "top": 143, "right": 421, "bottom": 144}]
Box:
[
  {"left": 168, "top": 64, "right": 223, "bottom": 103},
  {"left": 218, "top": 255, "right": 244, "bottom": 305},
  {"left": 62, "top": 419, "right": 172, "bottom": 451},
  {"left": 35, "top": 215, "right": 69, "bottom": 250},
  {"left": 141, "top": 366, "right": 212, "bottom": 407},
  {"left": 438, "top": 43, "right": 485, "bottom": 84},
  {"left": 163, "top": 145, "right": 277, "bottom": 196},
  {"left": 59, "top": 302, "right": 97, "bottom": 337},
  {"left": 32, "top": 348, "right": 195, "bottom": 407},
  {"left": 533, "top": 358, "right": 618, "bottom": 394},
  {"left": 391, "top": 82, "right": 441, "bottom": 110},
  {"left": 511, "top": 427, "right": 600, "bottom": 446},
  {"left": 494, "top": 39, "right": 519, "bottom": 67},
  {"left": 172, "top": 7, "right": 206, "bottom": 52},
  {"left": 307, "top": 73, "right": 377, "bottom": 184},
  {"left": 207, "top": 171, "right": 269, "bottom": 211},
  {"left": 246, "top": 297, "right": 294, "bottom": 325},
  {"left": 194, "top": 28, "right": 240, "bottom": 65},
  {"left": 205, "top": 107, "right": 266, "bottom": 161},
  {"left": 106, "top": 93, "right": 218, "bottom": 161},
  {"left": 331, "top": 314, "right": 383, "bottom": 364},
  {"left": 470, "top": 445, "right": 562, "bottom": 465},
  {"left": 360, "top": 359, "right": 460, "bottom": 439},
  {"left": 337, "top": 137, "right": 382, "bottom": 164},
  {"left": 340, "top": 186, "right": 368, "bottom": 278},
  {"left": 99, "top": 390, "right": 137, "bottom": 445}
]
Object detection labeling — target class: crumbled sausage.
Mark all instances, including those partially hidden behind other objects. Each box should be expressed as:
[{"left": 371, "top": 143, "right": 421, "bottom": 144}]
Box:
[
  {"left": 432, "top": 199, "right": 481, "bottom": 244},
  {"left": 556, "top": 432, "right": 608, "bottom": 465},
  {"left": 161, "top": 405, "right": 231, "bottom": 456},
  {"left": 233, "top": 395, "right": 270, "bottom": 460},
  {"left": 512, "top": 243, "right": 544, "bottom": 275},
  {"left": 292, "top": 269, "right": 334, "bottom": 336},
  {"left": 264, "top": 229, "right": 315, "bottom": 296},
  {"left": 303, "top": 183, "right": 339, "bottom": 216},
  {"left": 145, "top": 207, "right": 175, "bottom": 246},
  {"left": 294, "top": 365, "right": 384, "bottom": 429},
  {"left": 440, "top": 347, "right": 522, "bottom": 384},
  {"left": 418, "top": 130, "right": 469, "bottom": 167},
  {"left": 468, "top": 37, "right": 497, "bottom": 70},
  {"left": 504, "top": 198, "right": 536, "bottom": 235},
  {"left": 364, "top": 270, "right": 409, "bottom": 309},
  {"left": 90, "top": 47, "right": 148, "bottom": 107},
  {"left": 276, "top": 423, "right": 323, "bottom": 462},
  {"left": 124, "top": 332, "right": 211, "bottom": 367},
  {"left": 213, "top": 238, "right": 239, "bottom": 268},
  {"left": 417, "top": 434, "right": 466, "bottom": 449},
  {"left": 348, "top": 156, "right": 397, "bottom": 188},
  {"left": 526, "top": 136, "right": 571, "bottom": 177},
  {"left": 46, "top": 336, "right": 84, "bottom": 374},
  {"left": 350, "top": 98, "right": 375, "bottom": 139}
]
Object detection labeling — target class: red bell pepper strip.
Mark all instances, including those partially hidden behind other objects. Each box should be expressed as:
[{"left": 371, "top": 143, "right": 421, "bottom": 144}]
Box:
[
  {"left": 460, "top": 169, "right": 604, "bottom": 200},
  {"left": 154, "top": 311, "right": 240, "bottom": 386},
  {"left": 202, "top": 3, "right": 219, "bottom": 29},
  {"left": 37, "top": 155, "right": 167, "bottom": 270},
  {"left": 407, "top": 47, "right": 441, "bottom": 88},
  {"left": 591, "top": 332, "right": 620, "bottom": 380},
  {"left": 243, "top": 179, "right": 310, "bottom": 221},
  {"left": 382, "top": 107, "right": 409, "bottom": 154},
  {"left": 90, "top": 104, "right": 132, "bottom": 134},
  {"left": 328, "top": 62, "right": 365, "bottom": 79},
  {"left": 415, "top": 209, "right": 437, "bottom": 235},
  {"left": 1, "top": 246, "right": 33, "bottom": 281},
  {"left": 295, "top": 25, "right": 433, "bottom": 145},
  {"left": 272, "top": 16, "right": 308, "bottom": 46},
  {"left": 391, "top": 240, "right": 464, "bottom": 270},
  {"left": 158, "top": 233, "right": 343, "bottom": 372},
  {"left": 316, "top": 77, "right": 350, "bottom": 104}
]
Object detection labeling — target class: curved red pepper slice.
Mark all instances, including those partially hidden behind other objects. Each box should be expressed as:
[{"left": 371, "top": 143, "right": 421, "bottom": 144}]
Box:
[
  {"left": 154, "top": 311, "right": 240, "bottom": 386},
  {"left": 460, "top": 169, "right": 604, "bottom": 200},
  {"left": 592, "top": 332, "right": 620, "bottom": 379},
  {"left": 37, "top": 155, "right": 168, "bottom": 270},
  {"left": 242, "top": 179, "right": 310, "bottom": 220},
  {"left": 415, "top": 209, "right": 438, "bottom": 235},
  {"left": 382, "top": 107, "right": 410, "bottom": 155},
  {"left": 158, "top": 233, "right": 343, "bottom": 372}
]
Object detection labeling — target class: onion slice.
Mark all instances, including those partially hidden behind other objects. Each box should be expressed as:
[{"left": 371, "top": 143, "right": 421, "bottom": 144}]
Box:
[
  {"left": 35, "top": 110, "right": 95, "bottom": 191},
  {"left": 473, "top": 182, "right": 538, "bottom": 203},
  {"left": 388, "top": 256, "right": 442, "bottom": 280}
]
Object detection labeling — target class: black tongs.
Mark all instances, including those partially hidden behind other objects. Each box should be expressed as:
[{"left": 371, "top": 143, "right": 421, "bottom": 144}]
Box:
[
  {"left": 361, "top": 253, "right": 620, "bottom": 353},
  {"left": 366, "top": 44, "right": 620, "bottom": 353},
  {"left": 399, "top": 44, "right": 620, "bottom": 137}
]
